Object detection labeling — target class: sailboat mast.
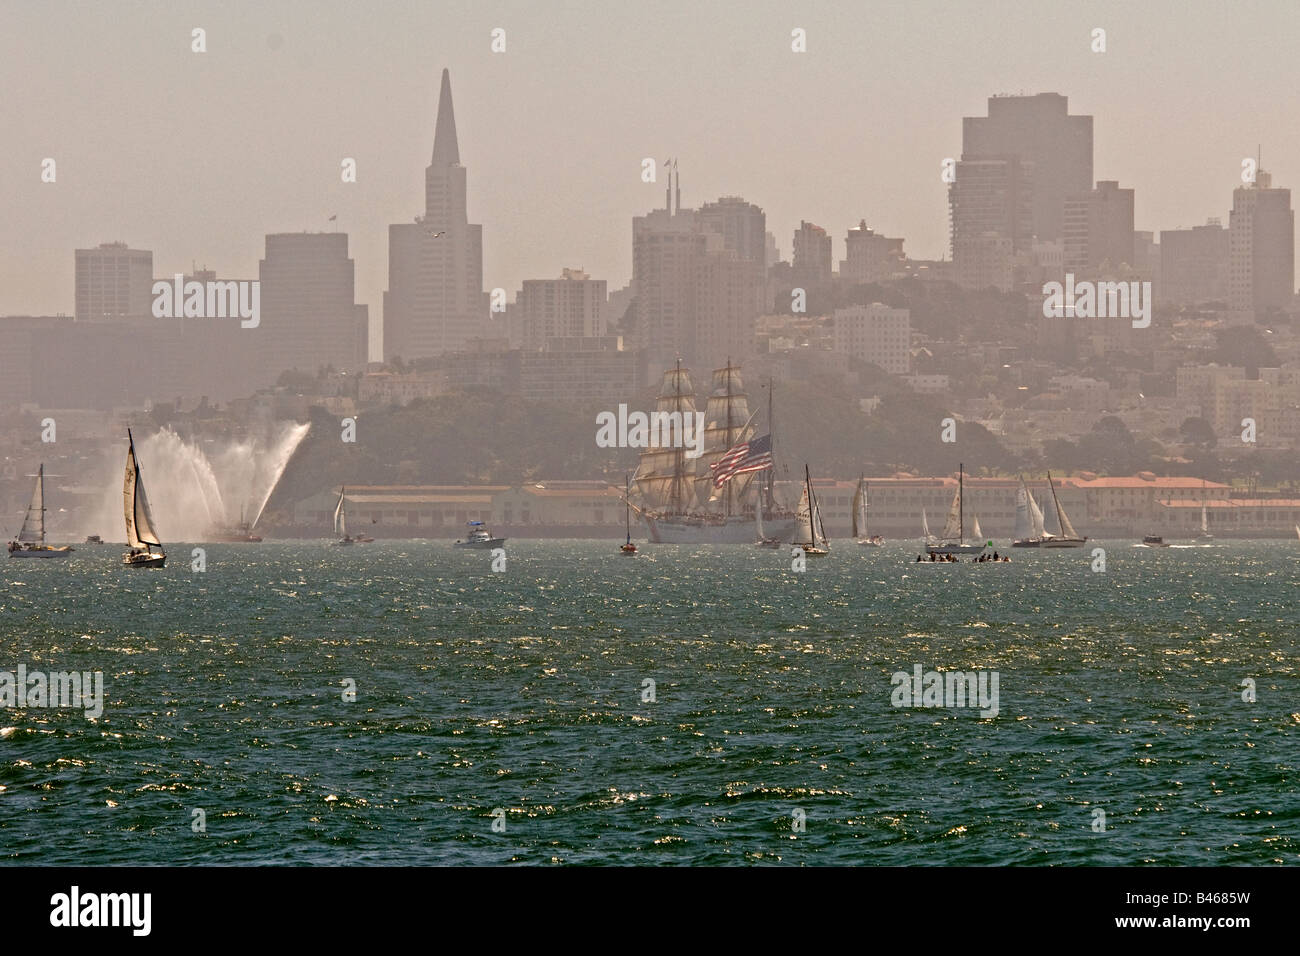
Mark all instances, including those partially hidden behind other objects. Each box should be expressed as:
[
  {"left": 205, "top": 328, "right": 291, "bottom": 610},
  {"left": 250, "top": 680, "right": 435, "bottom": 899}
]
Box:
[
  {"left": 625, "top": 473, "right": 631, "bottom": 544},
  {"left": 959, "top": 462, "right": 964, "bottom": 543},
  {"left": 805, "top": 464, "right": 814, "bottom": 543},
  {"left": 36, "top": 464, "right": 45, "bottom": 545},
  {"left": 766, "top": 377, "right": 775, "bottom": 513}
]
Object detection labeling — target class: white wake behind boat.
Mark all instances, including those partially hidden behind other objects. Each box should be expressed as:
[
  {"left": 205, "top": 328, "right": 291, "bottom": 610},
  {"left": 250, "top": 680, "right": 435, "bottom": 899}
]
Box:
[
  {"left": 122, "top": 430, "right": 165, "bottom": 567},
  {"left": 7, "top": 464, "right": 74, "bottom": 558}
]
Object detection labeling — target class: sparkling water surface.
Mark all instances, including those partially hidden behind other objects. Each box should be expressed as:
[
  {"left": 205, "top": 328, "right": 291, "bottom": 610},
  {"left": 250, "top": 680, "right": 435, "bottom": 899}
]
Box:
[{"left": 1, "top": 540, "right": 1297, "bottom": 865}]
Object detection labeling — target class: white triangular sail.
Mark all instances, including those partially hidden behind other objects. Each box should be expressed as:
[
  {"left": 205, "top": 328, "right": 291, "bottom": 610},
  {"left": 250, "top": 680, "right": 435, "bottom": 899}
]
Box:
[
  {"left": 334, "top": 488, "right": 347, "bottom": 536},
  {"left": 124, "top": 434, "right": 162, "bottom": 548},
  {"left": 921, "top": 507, "right": 932, "bottom": 542},
  {"left": 1013, "top": 477, "right": 1032, "bottom": 540},
  {"left": 1029, "top": 492, "right": 1048, "bottom": 539},
  {"left": 17, "top": 465, "right": 45, "bottom": 544},
  {"left": 972, "top": 515, "right": 983, "bottom": 542},
  {"left": 1047, "top": 473, "right": 1079, "bottom": 539},
  {"left": 852, "top": 477, "right": 869, "bottom": 539},
  {"left": 940, "top": 481, "right": 962, "bottom": 542},
  {"left": 1201, "top": 504, "right": 1209, "bottom": 534}
]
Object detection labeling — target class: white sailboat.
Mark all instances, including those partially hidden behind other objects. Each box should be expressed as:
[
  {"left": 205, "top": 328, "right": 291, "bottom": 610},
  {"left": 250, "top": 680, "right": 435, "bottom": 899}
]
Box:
[
  {"left": 1011, "top": 476, "right": 1039, "bottom": 548},
  {"left": 921, "top": 507, "right": 933, "bottom": 545},
  {"left": 334, "top": 486, "right": 355, "bottom": 545},
  {"left": 1041, "top": 472, "right": 1086, "bottom": 547},
  {"left": 971, "top": 515, "right": 984, "bottom": 544},
  {"left": 927, "top": 463, "right": 988, "bottom": 555},
  {"left": 794, "top": 464, "right": 830, "bottom": 555},
  {"left": 1198, "top": 502, "right": 1213, "bottom": 540},
  {"left": 7, "top": 464, "right": 74, "bottom": 558},
  {"left": 1030, "top": 491, "right": 1051, "bottom": 543},
  {"left": 122, "top": 430, "right": 166, "bottom": 567},
  {"left": 853, "top": 476, "right": 884, "bottom": 546},
  {"left": 1294, "top": 524, "right": 1299, "bottom": 542}
]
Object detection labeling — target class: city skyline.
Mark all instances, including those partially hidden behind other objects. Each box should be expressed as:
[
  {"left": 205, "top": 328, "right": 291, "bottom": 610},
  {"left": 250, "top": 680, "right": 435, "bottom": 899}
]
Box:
[{"left": 4, "top": 0, "right": 1300, "bottom": 361}]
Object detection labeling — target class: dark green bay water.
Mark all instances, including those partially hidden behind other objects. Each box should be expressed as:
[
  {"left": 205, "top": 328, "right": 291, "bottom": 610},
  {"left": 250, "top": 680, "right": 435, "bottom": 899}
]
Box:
[{"left": 1, "top": 539, "right": 1297, "bottom": 865}]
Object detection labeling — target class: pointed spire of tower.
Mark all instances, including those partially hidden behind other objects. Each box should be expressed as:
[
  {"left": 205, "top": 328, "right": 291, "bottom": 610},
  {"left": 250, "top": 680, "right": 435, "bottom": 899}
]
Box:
[{"left": 431, "top": 68, "right": 460, "bottom": 167}]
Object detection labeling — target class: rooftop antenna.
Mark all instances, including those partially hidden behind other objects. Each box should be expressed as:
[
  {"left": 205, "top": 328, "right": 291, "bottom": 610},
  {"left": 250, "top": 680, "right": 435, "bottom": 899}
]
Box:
[{"left": 674, "top": 158, "right": 681, "bottom": 215}]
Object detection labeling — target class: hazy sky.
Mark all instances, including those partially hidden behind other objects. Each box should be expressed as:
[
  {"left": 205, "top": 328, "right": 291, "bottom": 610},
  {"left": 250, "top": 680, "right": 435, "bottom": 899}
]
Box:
[{"left": 3, "top": 0, "right": 1297, "bottom": 358}]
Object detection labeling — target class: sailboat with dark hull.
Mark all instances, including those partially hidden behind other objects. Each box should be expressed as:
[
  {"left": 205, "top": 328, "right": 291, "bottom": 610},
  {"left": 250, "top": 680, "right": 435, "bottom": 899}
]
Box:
[
  {"left": 122, "top": 430, "right": 166, "bottom": 567},
  {"left": 634, "top": 361, "right": 797, "bottom": 544},
  {"left": 620, "top": 473, "right": 637, "bottom": 554},
  {"left": 7, "top": 464, "right": 74, "bottom": 558}
]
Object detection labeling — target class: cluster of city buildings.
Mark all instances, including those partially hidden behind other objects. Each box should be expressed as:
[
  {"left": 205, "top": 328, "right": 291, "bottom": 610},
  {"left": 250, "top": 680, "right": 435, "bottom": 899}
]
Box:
[{"left": 3, "top": 73, "right": 1300, "bottom": 528}]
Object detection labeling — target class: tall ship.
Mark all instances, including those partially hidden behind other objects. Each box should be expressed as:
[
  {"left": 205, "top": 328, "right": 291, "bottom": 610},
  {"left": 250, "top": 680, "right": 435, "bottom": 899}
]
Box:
[
  {"left": 1042, "top": 472, "right": 1087, "bottom": 547},
  {"left": 633, "top": 361, "right": 798, "bottom": 544},
  {"left": 122, "top": 429, "right": 166, "bottom": 567},
  {"left": 7, "top": 464, "right": 74, "bottom": 558},
  {"left": 926, "top": 464, "right": 989, "bottom": 555}
]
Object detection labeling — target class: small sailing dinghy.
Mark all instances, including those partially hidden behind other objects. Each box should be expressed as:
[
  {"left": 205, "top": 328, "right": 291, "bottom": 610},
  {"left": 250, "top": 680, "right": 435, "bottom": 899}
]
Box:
[
  {"left": 794, "top": 465, "right": 830, "bottom": 556},
  {"left": 122, "top": 430, "right": 166, "bottom": 567},
  {"left": 620, "top": 474, "right": 637, "bottom": 554},
  {"left": 853, "top": 476, "right": 884, "bottom": 546},
  {"left": 8, "top": 464, "right": 73, "bottom": 558}
]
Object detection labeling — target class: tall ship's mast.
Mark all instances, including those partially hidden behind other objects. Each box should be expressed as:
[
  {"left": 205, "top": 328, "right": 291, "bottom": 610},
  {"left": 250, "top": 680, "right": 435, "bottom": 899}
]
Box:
[
  {"left": 633, "top": 359, "right": 697, "bottom": 516},
  {"left": 694, "top": 360, "right": 753, "bottom": 516}
]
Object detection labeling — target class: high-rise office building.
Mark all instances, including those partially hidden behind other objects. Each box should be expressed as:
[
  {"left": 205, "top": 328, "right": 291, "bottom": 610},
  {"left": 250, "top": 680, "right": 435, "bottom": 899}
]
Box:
[
  {"left": 961, "top": 92, "right": 1093, "bottom": 243},
  {"left": 258, "top": 232, "right": 368, "bottom": 377},
  {"left": 832, "top": 303, "right": 911, "bottom": 374},
  {"left": 517, "top": 269, "right": 607, "bottom": 350},
  {"left": 840, "top": 220, "right": 905, "bottom": 284},
  {"left": 949, "top": 158, "right": 1033, "bottom": 290},
  {"left": 1228, "top": 169, "right": 1294, "bottom": 322},
  {"left": 1063, "top": 181, "right": 1135, "bottom": 275},
  {"left": 697, "top": 197, "right": 767, "bottom": 263},
  {"left": 1161, "top": 220, "right": 1227, "bottom": 306},
  {"left": 384, "top": 68, "right": 486, "bottom": 360},
  {"left": 630, "top": 173, "right": 764, "bottom": 370},
  {"left": 74, "top": 242, "right": 153, "bottom": 321},
  {"left": 792, "top": 221, "right": 832, "bottom": 285}
]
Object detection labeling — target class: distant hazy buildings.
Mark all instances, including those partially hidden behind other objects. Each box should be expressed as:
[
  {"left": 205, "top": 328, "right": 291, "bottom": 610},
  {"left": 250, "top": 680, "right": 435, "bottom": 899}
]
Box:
[
  {"left": 630, "top": 172, "right": 765, "bottom": 370},
  {"left": 962, "top": 93, "right": 1093, "bottom": 243},
  {"left": 698, "top": 197, "right": 767, "bottom": 263},
  {"left": 832, "top": 303, "right": 911, "bottom": 374},
  {"left": 75, "top": 242, "right": 153, "bottom": 321},
  {"left": 1228, "top": 169, "right": 1295, "bottom": 322},
  {"left": 1160, "top": 220, "right": 1228, "bottom": 305},
  {"left": 949, "top": 158, "right": 1033, "bottom": 291},
  {"left": 384, "top": 68, "right": 486, "bottom": 361},
  {"left": 516, "top": 269, "right": 607, "bottom": 350},
  {"left": 1063, "top": 181, "right": 1135, "bottom": 275},
  {"left": 792, "top": 221, "right": 832, "bottom": 285},
  {"left": 840, "top": 221, "right": 905, "bottom": 284},
  {"left": 258, "top": 233, "right": 368, "bottom": 377}
]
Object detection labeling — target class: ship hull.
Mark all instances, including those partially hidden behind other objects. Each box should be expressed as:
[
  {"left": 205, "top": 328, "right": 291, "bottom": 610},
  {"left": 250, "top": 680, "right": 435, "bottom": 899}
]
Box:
[
  {"left": 123, "top": 551, "right": 165, "bottom": 567},
  {"left": 643, "top": 513, "right": 799, "bottom": 544},
  {"left": 926, "top": 543, "right": 989, "bottom": 555},
  {"left": 454, "top": 538, "right": 506, "bottom": 549},
  {"left": 1041, "top": 538, "right": 1087, "bottom": 548},
  {"left": 9, "top": 546, "right": 73, "bottom": 558}
]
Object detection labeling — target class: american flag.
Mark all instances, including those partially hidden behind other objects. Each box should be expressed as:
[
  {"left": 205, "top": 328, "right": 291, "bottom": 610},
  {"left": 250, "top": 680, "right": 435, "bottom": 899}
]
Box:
[{"left": 710, "top": 434, "right": 773, "bottom": 487}]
